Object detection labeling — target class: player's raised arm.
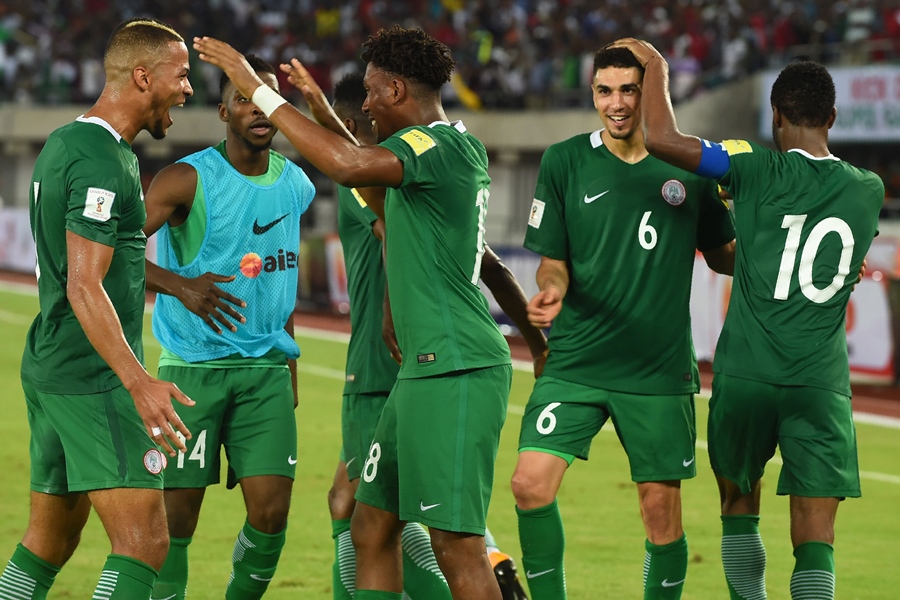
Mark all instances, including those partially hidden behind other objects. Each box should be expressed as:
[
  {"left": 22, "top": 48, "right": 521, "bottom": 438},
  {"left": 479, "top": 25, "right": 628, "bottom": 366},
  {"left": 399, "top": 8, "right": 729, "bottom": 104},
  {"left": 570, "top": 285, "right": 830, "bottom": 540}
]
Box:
[{"left": 194, "top": 36, "right": 403, "bottom": 189}]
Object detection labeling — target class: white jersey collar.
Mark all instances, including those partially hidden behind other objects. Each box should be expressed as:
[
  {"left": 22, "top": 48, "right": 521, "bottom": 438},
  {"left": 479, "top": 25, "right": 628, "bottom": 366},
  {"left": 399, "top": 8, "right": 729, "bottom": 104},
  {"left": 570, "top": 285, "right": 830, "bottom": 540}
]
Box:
[
  {"left": 788, "top": 148, "right": 839, "bottom": 161},
  {"left": 428, "top": 120, "right": 467, "bottom": 133},
  {"left": 76, "top": 115, "right": 123, "bottom": 142},
  {"left": 590, "top": 129, "right": 604, "bottom": 148}
]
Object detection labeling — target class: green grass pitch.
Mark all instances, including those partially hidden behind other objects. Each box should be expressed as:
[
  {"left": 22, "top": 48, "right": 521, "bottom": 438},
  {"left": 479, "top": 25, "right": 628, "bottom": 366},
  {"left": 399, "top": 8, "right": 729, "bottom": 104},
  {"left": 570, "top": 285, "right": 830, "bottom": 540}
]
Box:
[{"left": 1, "top": 285, "right": 899, "bottom": 598}]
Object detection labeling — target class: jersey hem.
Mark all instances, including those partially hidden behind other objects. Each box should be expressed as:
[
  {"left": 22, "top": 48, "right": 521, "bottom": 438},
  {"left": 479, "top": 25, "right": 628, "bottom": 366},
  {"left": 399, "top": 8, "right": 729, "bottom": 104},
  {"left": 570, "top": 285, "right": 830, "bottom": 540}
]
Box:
[
  {"left": 397, "top": 358, "right": 512, "bottom": 380},
  {"left": 712, "top": 369, "right": 851, "bottom": 397}
]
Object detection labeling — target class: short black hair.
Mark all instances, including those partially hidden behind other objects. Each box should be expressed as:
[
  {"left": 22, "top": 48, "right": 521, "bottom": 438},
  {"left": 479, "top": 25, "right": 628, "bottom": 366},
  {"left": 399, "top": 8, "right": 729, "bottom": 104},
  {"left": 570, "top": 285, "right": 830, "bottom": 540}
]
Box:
[
  {"left": 360, "top": 25, "right": 454, "bottom": 92},
  {"left": 770, "top": 60, "right": 835, "bottom": 128},
  {"left": 333, "top": 71, "right": 367, "bottom": 123},
  {"left": 593, "top": 46, "right": 645, "bottom": 79},
  {"left": 219, "top": 54, "right": 276, "bottom": 100}
]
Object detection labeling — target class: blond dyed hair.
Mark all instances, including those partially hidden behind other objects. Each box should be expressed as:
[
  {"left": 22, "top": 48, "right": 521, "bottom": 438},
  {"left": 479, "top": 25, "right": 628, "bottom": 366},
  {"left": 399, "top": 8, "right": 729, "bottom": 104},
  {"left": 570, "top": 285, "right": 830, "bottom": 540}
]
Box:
[{"left": 104, "top": 18, "right": 184, "bottom": 87}]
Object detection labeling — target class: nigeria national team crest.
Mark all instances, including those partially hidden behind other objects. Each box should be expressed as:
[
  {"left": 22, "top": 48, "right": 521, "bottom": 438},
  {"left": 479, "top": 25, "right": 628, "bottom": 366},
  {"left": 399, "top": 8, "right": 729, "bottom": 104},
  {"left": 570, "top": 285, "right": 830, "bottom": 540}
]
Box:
[
  {"left": 661, "top": 179, "right": 686, "bottom": 206},
  {"left": 143, "top": 449, "right": 167, "bottom": 474}
]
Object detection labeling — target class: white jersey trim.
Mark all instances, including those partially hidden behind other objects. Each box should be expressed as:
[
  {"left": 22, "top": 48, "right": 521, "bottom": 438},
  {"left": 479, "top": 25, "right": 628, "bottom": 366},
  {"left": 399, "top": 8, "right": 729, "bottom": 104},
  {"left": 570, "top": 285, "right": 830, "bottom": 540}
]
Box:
[
  {"left": 590, "top": 129, "right": 604, "bottom": 148},
  {"left": 788, "top": 148, "right": 839, "bottom": 161},
  {"left": 76, "top": 115, "right": 123, "bottom": 142},
  {"left": 428, "top": 120, "right": 467, "bottom": 133}
]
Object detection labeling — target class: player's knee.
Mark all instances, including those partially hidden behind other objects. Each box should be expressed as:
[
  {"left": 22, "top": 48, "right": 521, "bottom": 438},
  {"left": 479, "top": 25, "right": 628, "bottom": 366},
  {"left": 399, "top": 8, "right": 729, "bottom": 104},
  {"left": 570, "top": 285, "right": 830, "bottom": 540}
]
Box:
[
  {"left": 350, "top": 506, "right": 399, "bottom": 556},
  {"left": 247, "top": 500, "right": 290, "bottom": 534},
  {"left": 111, "top": 527, "right": 169, "bottom": 570},
  {"left": 510, "top": 469, "right": 555, "bottom": 509},
  {"left": 327, "top": 483, "right": 356, "bottom": 521}
]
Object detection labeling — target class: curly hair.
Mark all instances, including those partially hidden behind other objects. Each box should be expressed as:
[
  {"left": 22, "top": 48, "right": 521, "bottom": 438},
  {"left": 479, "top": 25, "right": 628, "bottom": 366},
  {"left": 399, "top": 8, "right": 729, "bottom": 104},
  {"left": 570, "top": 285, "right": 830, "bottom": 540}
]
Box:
[
  {"left": 593, "top": 47, "right": 645, "bottom": 79},
  {"left": 361, "top": 25, "right": 454, "bottom": 92},
  {"left": 332, "top": 71, "right": 367, "bottom": 122},
  {"left": 770, "top": 61, "right": 835, "bottom": 128},
  {"left": 219, "top": 54, "right": 277, "bottom": 99}
]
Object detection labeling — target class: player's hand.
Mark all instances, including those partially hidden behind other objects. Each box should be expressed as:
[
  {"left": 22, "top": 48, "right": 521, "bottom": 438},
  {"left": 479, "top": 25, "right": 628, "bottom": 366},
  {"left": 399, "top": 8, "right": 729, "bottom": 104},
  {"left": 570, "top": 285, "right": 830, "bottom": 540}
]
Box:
[
  {"left": 382, "top": 316, "right": 402, "bottom": 365},
  {"left": 527, "top": 286, "right": 563, "bottom": 329},
  {"left": 128, "top": 375, "right": 194, "bottom": 457},
  {"left": 717, "top": 185, "right": 733, "bottom": 203},
  {"left": 177, "top": 272, "right": 246, "bottom": 334},
  {"left": 853, "top": 258, "right": 867, "bottom": 291},
  {"left": 608, "top": 37, "right": 665, "bottom": 68},
  {"left": 533, "top": 348, "right": 549, "bottom": 379},
  {"left": 193, "top": 37, "right": 265, "bottom": 101},
  {"left": 281, "top": 59, "right": 326, "bottom": 105}
]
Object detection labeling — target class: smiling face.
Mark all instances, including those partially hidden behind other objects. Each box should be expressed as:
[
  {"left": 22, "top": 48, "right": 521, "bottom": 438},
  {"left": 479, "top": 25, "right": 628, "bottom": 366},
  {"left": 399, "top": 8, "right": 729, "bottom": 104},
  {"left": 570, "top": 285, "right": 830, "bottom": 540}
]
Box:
[
  {"left": 146, "top": 41, "right": 193, "bottom": 139},
  {"left": 592, "top": 66, "right": 643, "bottom": 141},
  {"left": 362, "top": 63, "right": 401, "bottom": 143},
  {"left": 220, "top": 71, "right": 280, "bottom": 152}
]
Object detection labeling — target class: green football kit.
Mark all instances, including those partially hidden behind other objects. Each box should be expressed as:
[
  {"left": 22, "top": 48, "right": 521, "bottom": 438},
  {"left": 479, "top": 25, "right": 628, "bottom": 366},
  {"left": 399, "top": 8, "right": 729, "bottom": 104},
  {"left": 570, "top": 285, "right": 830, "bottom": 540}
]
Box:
[
  {"left": 707, "top": 140, "right": 883, "bottom": 497},
  {"left": 353, "top": 121, "right": 513, "bottom": 535},
  {"left": 21, "top": 116, "right": 163, "bottom": 493}
]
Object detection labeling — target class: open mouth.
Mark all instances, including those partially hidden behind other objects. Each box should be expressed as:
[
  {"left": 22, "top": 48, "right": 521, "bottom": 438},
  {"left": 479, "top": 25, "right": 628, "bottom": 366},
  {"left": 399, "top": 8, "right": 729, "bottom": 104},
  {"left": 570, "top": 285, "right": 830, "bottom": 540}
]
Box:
[
  {"left": 249, "top": 119, "right": 273, "bottom": 136},
  {"left": 608, "top": 115, "right": 629, "bottom": 126}
]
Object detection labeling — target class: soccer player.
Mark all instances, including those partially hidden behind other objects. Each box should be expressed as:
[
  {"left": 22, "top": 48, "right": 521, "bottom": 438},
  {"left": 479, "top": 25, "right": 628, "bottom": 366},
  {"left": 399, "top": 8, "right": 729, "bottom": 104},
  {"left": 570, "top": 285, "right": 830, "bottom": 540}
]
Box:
[
  {"left": 510, "top": 46, "right": 735, "bottom": 600},
  {"left": 0, "top": 18, "right": 193, "bottom": 599},
  {"left": 617, "top": 38, "right": 883, "bottom": 600},
  {"left": 195, "top": 26, "right": 515, "bottom": 600},
  {"left": 319, "top": 71, "right": 540, "bottom": 600},
  {"left": 141, "top": 55, "right": 315, "bottom": 600}
]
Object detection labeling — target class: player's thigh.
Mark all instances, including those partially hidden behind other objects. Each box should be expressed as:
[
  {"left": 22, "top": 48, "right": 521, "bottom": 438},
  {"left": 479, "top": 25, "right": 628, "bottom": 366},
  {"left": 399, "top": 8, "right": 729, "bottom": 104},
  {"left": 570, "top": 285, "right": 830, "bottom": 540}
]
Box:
[
  {"left": 343, "top": 392, "right": 390, "bottom": 481},
  {"left": 34, "top": 384, "right": 166, "bottom": 493},
  {"left": 226, "top": 366, "right": 297, "bottom": 481},
  {"left": 518, "top": 376, "right": 609, "bottom": 461},
  {"left": 609, "top": 390, "right": 697, "bottom": 482},
  {"left": 157, "top": 366, "right": 228, "bottom": 488},
  {"left": 355, "top": 388, "right": 401, "bottom": 516},
  {"left": 23, "top": 381, "right": 68, "bottom": 495},
  {"left": 708, "top": 374, "right": 779, "bottom": 494},
  {"left": 395, "top": 365, "right": 512, "bottom": 535},
  {"left": 777, "top": 386, "right": 859, "bottom": 498}
]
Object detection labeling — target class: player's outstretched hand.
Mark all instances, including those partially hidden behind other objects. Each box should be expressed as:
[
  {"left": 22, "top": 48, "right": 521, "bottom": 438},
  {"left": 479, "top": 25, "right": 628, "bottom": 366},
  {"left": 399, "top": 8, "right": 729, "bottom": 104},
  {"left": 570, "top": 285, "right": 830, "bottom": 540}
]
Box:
[
  {"left": 193, "top": 37, "right": 264, "bottom": 100},
  {"left": 128, "top": 375, "right": 195, "bottom": 457},
  {"left": 281, "top": 59, "right": 325, "bottom": 104},
  {"left": 608, "top": 37, "right": 665, "bottom": 68},
  {"left": 178, "top": 272, "right": 247, "bottom": 334},
  {"left": 527, "top": 286, "right": 563, "bottom": 329},
  {"left": 853, "top": 258, "right": 867, "bottom": 291}
]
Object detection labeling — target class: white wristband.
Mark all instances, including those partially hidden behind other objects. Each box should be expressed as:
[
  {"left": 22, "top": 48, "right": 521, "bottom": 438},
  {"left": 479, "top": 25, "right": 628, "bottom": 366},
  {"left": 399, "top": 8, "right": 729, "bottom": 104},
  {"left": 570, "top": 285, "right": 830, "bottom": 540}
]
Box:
[{"left": 251, "top": 84, "right": 287, "bottom": 117}]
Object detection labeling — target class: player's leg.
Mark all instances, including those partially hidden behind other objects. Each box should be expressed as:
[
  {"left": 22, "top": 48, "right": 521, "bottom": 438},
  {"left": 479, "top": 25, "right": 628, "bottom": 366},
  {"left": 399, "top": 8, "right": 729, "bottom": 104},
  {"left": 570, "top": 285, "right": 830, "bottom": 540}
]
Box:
[
  {"left": 153, "top": 488, "right": 206, "bottom": 600},
  {"left": 429, "top": 529, "right": 500, "bottom": 600},
  {"left": 778, "top": 386, "right": 858, "bottom": 600},
  {"left": 708, "top": 375, "right": 779, "bottom": 600},
  {"left": 328, "top": 459, "right": 358, "bottom": 600},
  {"left": 484, "top": 528, "right": 528, "bottom": 600},
  {"left": 224, "top": 365, "right": 297, "bottom": 599},
  {"left": 512, "top": 376, "right": 607, "bottom": 600}
]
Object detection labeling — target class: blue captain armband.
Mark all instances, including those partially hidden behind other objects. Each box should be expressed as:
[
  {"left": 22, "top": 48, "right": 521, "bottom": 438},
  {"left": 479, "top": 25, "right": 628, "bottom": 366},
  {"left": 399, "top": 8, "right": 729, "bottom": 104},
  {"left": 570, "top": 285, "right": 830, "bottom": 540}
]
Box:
[{"left": 695, "top": 139, "right": 731, "bottom": 179}]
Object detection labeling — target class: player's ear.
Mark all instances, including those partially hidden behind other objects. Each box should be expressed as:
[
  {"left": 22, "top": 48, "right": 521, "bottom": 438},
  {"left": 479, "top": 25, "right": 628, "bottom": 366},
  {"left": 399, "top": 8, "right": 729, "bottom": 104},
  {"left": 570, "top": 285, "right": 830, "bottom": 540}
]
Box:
[
  {"left": 344, "top": 117, "right": 358, "bottom": 136},
  {"left": 133, "top": 66, "right": 151, "bottom": 92},
  {"left": 826, "top": 107, "right": 837, "bottom": 130},
  {"left": 392, "top": 77, "right": 405, "bottom": 104},
  {"left": 772, "top": 105, "right": 782, "bottom": 129},
  {"left": 218, "top": 102, "right": 228, "bottom": 123}
]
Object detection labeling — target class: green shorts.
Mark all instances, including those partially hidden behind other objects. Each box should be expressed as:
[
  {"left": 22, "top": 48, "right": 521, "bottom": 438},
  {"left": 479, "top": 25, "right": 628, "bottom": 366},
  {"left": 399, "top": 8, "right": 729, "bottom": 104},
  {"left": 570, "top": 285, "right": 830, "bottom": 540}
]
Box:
[
  {"left": 342, "top": 392, "right": 391, "bottom": 481},
  {"left": 23, "top": 381, "right": 165, "bottom": 494},
  {"left": 708, "top": 373, "right": 860, "bottom": 497},
  {"left": 157, "top": 365, "right": 297, "bottom": 488},
  {"left": 355, "top": 364, "right": 512, "bottom": 535},
  {"left": 518, "top": 376, "right": 697, "bottom": 482}
]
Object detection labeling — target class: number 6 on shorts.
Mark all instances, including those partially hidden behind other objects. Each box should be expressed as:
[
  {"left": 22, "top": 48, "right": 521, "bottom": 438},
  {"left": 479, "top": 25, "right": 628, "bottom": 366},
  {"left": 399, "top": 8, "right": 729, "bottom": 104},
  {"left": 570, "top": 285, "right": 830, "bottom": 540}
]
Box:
[{"left": 536, "top": 402, "right": 562, "bottom": 435}]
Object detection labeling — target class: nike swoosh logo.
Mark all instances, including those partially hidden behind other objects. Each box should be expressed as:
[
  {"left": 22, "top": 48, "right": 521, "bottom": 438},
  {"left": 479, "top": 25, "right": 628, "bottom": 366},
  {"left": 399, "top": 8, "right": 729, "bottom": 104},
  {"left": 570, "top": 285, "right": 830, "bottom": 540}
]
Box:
[
  {"left": 661, "top": 578, "right": 685, "bottom": 588},
  {"left": 345, "top": 457, "right": 356, "bottom": 469},
  {"left": 151, "top": 595, "right": 177, "bottom": 600},
  {"left": 526, "top": 568, "right": 555, "bottom": 579},
  {"left": 250, "top": 574, "right": 273, "bottom": 581},
  {"left": 420, "top": 502, "right": 441, "bottom": 511},
  {"left": 583, "top": 190, "right": 609, "bottom": 203},
  {"left": 253, "top": 213, "right": 290, "bottom": 235},
  {"left": 288, "top": 455, "right": 297, "bottom": 465},
  {"left": 683, "top": 457, "right": 695, "bottom": 467}
]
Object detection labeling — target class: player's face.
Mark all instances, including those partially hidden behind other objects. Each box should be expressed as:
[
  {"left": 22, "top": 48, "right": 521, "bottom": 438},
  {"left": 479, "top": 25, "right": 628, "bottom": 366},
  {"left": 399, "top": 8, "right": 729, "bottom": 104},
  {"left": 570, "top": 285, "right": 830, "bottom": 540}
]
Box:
[
  {"left": 221, "top": 72, "right": 280, "bottom": 151},
  {"left": 362, "top": 64, "right": 399, "bottom": 142},
  {"left": 146, "top": 41, "right": 193, "bottom": 140},
  {"left": 592, "top": 67, "right": 642, "bottom": 141}
]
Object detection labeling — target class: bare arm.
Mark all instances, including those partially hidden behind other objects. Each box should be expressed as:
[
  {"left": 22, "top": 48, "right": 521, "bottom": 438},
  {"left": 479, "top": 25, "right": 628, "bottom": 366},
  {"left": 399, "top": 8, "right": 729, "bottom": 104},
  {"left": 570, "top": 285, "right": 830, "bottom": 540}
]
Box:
[
  {"left": 702, "top": 240, "right": 736, "bottom": 276},
  {"left": 527, "top": 256, "right": 569, "bottom": 329},
  {"left": 66, "top": 231, "right": 193, "bottom": 455},
  {"left": 194, "top": 37, "right": 404, "bottom": 189},
  {"left": 143, "top": 162, "right": 246, "bottom": 333},
  {"left": 480, "top": 246, "right": 548, "bottom": 377}
]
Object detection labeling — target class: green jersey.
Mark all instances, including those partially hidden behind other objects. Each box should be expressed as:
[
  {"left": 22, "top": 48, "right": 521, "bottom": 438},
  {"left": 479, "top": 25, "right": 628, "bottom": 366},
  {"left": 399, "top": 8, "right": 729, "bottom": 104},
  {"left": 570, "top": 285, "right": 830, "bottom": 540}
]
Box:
[
  {"left": 337, "top": 185, "right": 399, "bottom": 394},
  {"left": 713, "top": 140, "right": 882, "bottom": 395},
  {"left": 524, "top": 130, "right": 734, "bottom": 394},
  {"left": 379, "top": 121, "right": 511, "bottom": 379},
  {"left": 22, "top": 117, "right": 147, "bottom": 394}
]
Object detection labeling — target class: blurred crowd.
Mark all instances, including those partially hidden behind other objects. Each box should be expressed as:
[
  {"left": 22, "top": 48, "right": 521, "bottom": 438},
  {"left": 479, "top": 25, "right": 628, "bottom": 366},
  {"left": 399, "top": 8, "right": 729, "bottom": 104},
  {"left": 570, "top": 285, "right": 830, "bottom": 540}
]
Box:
[{"left": 1, "top": 0, "right": 899, "bottom": 111}]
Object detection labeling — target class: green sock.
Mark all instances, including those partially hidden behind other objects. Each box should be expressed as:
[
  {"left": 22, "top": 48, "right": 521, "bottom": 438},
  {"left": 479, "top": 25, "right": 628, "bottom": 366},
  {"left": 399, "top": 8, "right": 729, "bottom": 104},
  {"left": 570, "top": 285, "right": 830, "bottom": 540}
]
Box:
[
  {"left": 484, "top": 527, "right": 499, "bottom": 553},
  {"left": 790, "top": 542, "right": 834, "bottom": 600},
  {"left": 355, "top": 591, "right": 403, "bottom": 600},
  {"left": 332, "top": 519, "right": 354, "bottom": 600},
  {"left": 225, "top": 520, "right": 286, "bottom": 600},
  {"left": 643, "top": 534, "right": 688, "bottom": 599},
  {"left": 400, "top": 522, "right": 451, "bottom": 599},
  {"left": 93, "top": 554, "right": 158, "bottom": 599},
  {"left": 517, "top": 499, "right": 566, "bottom": 600},
  {"left": 721, "top": 515, "right": 767, "bottom": 600},
  {"left": 0, "top": 543, "right": 59, "bottom": 599},
  {"left": 151, "top": 536, "right": 191, "bottom": 600}
]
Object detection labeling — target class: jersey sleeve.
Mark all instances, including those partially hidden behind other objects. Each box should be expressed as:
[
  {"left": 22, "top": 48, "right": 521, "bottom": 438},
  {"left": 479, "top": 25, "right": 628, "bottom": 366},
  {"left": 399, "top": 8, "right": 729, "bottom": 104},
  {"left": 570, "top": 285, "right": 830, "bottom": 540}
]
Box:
[
  {"left": 695, "top": 179, "right": 735, "bottom": 252},
  {"left": 64, "top": 141, "right": 129, "bottom": 248},
  {"left": 340, "top": 186, "right": 379, "bottom": 229},
  {"left": 379, "top": 127, "right": 439, "bottom": 188},
  {"left": 523, "top": 144, "right": 569, "bottom": 260},
  {"left": 715, "top": 139, "right": 770, "bottom": 204}
]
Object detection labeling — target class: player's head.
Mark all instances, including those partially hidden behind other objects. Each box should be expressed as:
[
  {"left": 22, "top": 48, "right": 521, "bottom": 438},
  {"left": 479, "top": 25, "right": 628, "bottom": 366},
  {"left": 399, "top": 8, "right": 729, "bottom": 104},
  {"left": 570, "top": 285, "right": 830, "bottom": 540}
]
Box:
[
  {"left": 591, "top": 46, "right": 645, "bottom": 141},
  {"left": 770, "top": 60, "right": 836, "bottom": 151},
  {"left": 218, "top": 54, "right": 280, "bottom": 152},
  {"left": 360, "top": 25, "right": 454, "bottom": 139},
  {"left": 333, "top": 71, "right": 376, "bottom": 146},
  {"left": 104, "top": 18, "right": 192, "bottom": 139}
]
